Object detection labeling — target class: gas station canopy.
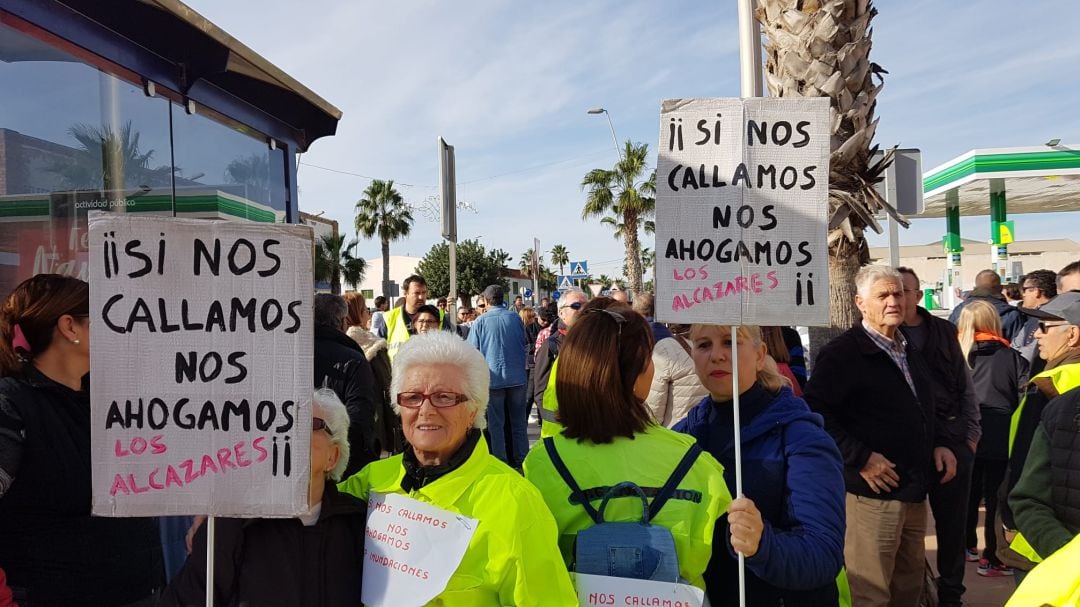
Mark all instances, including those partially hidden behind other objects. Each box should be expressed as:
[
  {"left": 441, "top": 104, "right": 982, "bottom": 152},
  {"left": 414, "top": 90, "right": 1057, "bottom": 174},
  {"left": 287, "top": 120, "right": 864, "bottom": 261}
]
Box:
[{"left": 920, "top": 145, "right": 1080, "bottom": 218}]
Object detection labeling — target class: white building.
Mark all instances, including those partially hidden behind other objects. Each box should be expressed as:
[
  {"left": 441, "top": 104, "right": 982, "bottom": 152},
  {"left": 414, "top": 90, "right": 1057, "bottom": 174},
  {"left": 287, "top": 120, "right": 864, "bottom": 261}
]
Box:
[{"left": 351, "top": 255, "right": 423, "bottom": 300}]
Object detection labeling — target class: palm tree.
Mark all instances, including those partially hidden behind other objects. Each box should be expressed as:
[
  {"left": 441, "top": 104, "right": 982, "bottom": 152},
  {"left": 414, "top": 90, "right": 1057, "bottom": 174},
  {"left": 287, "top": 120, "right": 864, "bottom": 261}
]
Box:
[
  {"left": 756, "top": 0, "right": 901, "bottom": 338},
  {"left": 581, "top": 141, "right": 656, "bottom": 294},
  {"left": 600, "top": 214, "right": 655, "bottom": 241},
  {"left": 355, "top": 179, "right": 414, "bottom": 297},
  {"left": 51, "top": 121, "right": 170, "bottom": 192},
  {"left": 641, "top": 247, "right": 655, "bottom": 284},
  {"left": 314, "top": 233, "right": 366, "bottom": 294},
  {"left": 549, "top": 244, "right": 569, "bottom": 276},
  {"left": 519, "top": 248, "right": 543, "bottom": 275},
  {"left": 225, "top": 153, "right": 270, "bottom": 202}
]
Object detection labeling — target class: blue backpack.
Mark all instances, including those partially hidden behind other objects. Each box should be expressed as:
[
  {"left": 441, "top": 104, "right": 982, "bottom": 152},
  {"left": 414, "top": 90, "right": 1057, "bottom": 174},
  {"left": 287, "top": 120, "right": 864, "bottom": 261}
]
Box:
[{"left": 543, "top": 437, "right": 702, "bottom": 582}]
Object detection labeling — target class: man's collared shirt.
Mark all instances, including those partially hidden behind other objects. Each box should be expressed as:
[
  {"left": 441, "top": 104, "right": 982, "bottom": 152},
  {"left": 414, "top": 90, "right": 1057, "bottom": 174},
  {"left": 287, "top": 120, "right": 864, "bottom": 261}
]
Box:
[{"left": 862, "top": 319, "right": 917, "bottom": 396}]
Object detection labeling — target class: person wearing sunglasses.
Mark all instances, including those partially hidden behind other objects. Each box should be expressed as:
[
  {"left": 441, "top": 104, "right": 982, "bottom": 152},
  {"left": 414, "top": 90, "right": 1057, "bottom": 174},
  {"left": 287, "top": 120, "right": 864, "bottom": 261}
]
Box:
[
  {"left": 339, "top": 331, "right": 575, "bottom": 605},
  {"left": 532, "top": 288, "right": 588, "bottom": 434},
  {"left": 165, "top": 389, "right": 368, "bottom": 607},
  {"left": 523, "top": 298, "right": 732, "bottom": 591},
  {"left": 1001, "top": 291, "right": 1080, "bottom": 573},
  {"left": 0, "top": 274, "right": 165, "bottom": 606}
]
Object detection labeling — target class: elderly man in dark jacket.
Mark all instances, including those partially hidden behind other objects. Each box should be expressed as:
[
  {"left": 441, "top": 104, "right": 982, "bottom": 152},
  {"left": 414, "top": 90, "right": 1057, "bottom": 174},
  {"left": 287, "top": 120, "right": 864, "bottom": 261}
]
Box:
[
  {"left": 313, "top": 293, "right": 378, "bottom": 477},
  {"left": 898, "top": 267, "right": 980, "bottom": 606},
  {"left": 806, "top": 265, "right": 954, "bottom": 607}
]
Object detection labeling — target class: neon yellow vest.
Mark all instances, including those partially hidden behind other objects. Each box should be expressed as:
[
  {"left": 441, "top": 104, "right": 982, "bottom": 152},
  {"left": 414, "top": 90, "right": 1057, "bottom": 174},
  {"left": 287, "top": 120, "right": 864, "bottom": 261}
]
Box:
[
  {"left": 539, "top": 358, "right": 562, "bottom": 438},
  {"left": 1007, "top": 362, "right": 1080, "bottom": 562},
  {"left": 338, "top": 436, "right": 577, "bottom": 606},
  {"left": 1005, "top": 532, "right": 1080, "bottom": 607},
  {"left": 522, "top": 425, "right": 733, "bottom": 590},
  {"left": 384, "top": 306, "right": 446, "bottom": 361}
]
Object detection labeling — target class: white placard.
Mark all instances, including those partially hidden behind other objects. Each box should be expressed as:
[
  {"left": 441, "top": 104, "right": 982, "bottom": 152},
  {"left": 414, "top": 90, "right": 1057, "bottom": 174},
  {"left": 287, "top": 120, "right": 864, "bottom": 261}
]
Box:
[
  {"left": 362, "top": 492, "right": 478, "bottom": 607},
  {"left": 575, "top": 573, "right": 706, "bottom": 607},
  {"left": 655, "top": 97, "right": 831, "bottom": 326},
  {"left": 88, "top": 213, "right": 313, "bottom": 517}
]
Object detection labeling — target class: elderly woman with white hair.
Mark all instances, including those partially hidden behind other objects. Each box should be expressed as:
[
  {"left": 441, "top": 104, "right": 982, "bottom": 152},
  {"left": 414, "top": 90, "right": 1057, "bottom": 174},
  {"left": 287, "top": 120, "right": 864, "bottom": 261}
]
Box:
[
  {"left": 339, "top": 330, "right": 576, "bottom": 606},
  {"left": 162, "top": 390, "right": 368, "bottom": 607}
]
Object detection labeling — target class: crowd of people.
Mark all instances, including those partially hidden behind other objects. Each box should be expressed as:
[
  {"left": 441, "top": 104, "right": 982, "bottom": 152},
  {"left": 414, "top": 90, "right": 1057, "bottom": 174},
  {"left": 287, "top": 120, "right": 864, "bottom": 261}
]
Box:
[{"left": 0, "top": 260, "right": 1079, "bottom": 606}]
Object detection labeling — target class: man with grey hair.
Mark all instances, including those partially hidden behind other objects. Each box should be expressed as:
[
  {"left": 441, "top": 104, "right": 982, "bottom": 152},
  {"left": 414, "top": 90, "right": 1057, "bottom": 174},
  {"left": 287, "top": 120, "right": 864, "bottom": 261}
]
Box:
[
  {"left": 313, "top": 293, "right": 378, "bottom": 476},
  {"left": 533, "top": 287, "right": 588, "bottom": 409},
  {"left": 806, "top": 265, "right": 946, "bottom": 606}
]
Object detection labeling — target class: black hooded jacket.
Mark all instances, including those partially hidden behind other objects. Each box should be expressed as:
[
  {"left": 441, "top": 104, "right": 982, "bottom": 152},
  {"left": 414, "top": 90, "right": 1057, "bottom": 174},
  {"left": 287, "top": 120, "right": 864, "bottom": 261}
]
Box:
[
  {"left": 162, "top": 484, "right": 367, "bottom": 607},
  {"left": 314, "top": 325, "right": 377, "bottom": 476}
]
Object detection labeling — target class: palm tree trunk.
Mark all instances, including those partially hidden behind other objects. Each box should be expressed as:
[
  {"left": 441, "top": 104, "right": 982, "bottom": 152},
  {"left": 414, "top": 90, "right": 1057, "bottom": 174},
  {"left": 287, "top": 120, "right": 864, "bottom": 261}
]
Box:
[
  {"left": 381, "top": 238, "right": 391, "bottom": 298},
  {"left": 623, "top": 216, "right": 643, "bottom": 295},
  {"left": 808, "top": 240, "right": 865, "bottom": 350},
  {"left": 331, "top": 268, "right": 341, "bottom": 295}
]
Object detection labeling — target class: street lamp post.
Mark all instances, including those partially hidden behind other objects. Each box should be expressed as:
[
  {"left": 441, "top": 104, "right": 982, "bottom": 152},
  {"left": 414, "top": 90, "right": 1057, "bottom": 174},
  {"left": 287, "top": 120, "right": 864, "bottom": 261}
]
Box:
[{"left": 587, "top": 108, "right": 623, "bottom": 162}]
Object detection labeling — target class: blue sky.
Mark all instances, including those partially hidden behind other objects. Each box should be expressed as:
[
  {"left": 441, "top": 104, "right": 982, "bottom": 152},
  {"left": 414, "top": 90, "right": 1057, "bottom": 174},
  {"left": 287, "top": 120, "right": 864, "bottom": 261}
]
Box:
[{"left": 187, "top": 0, "right": 1080, "bottom": 278}]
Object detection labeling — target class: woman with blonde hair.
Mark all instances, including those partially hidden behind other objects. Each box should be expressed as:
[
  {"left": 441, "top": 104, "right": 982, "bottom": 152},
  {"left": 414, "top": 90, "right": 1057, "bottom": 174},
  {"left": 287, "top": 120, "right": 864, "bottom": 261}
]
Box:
[
  {"left": 957, "top": 300, "right": 1029, "bottom": 575},
  {"left": 674, "top": 324, "right": 845, "bottom": 605}
]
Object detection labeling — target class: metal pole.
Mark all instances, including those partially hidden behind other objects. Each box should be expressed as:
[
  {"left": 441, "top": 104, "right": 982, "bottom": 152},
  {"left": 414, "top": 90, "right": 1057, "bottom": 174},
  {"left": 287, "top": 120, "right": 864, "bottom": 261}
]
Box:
[
  {"left": 449, "top": 241, "right": 457, "bottom": 316},
  {"left": 603, "top": 111, "right": 623, "bottom": 162},
  {"left": 735, "top": 3, "right": 760, "bottom": 605},
  {"left": 205, "top": 516, "right": 215, "bottom": 606},
  {"left": 737, "top": 0, "right": 764, "bottom": 97},
  {"left": 731, "top": 326, "right": 746, "bottom": 607}
]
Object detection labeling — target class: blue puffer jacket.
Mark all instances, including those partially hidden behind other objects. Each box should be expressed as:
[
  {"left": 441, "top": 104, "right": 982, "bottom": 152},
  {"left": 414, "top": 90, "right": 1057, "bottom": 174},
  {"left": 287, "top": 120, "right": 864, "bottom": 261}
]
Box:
[{"left": 674, "top": 383, "right": 845, "bottom": 602}]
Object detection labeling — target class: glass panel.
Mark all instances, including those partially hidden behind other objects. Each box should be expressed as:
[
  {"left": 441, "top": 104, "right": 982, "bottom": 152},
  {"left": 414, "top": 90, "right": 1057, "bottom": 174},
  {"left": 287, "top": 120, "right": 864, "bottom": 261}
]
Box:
[
  {"left": 171, "top": 104, "right": 288, "bottom": 223},
  {"left": 0, "top": 20, "right": 172, "bottom": 295}
]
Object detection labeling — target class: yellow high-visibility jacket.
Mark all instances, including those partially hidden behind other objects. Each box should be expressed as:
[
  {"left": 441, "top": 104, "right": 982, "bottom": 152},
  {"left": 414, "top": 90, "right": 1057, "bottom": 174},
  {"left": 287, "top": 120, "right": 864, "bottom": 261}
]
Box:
[
  {"left": 1005, "top": 532, "right": 1080, "bottom": 607},
  {"left": 538, "top": 358, "right": 562, "bottom": 438},
  {"left": 1007, "top": 362, "right": 1080, "bottom": 562},
  {"left": 523, "top": 424, "right": 733, "bottom": 590},
  {"left": 339, "top": 435, "right": 577, "bottom": 606},
  {"left": 384, "top": 306, "right": 445, "bottom": 361}
]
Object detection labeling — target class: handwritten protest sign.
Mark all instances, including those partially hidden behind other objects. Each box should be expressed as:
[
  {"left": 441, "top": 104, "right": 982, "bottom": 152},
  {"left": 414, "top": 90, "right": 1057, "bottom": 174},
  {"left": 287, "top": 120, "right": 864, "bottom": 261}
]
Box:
[
  {"left": 575, "top": 573, "right": 706, "bottom": 607},
  {"left": 88, "top": 213, "right": 313, "bottom": 517},
  {"left": 362, "top": 492, "right": 477, "bottom": 606},
  {"left": 655, "top": 97, "right": 831, "bottom": 326}
]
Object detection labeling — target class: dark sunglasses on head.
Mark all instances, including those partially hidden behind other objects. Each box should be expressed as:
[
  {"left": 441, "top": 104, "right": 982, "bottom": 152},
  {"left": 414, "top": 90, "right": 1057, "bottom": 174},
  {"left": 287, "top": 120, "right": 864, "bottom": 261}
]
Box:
[
  {"left": 312, "top": 417, "right": 332, "bottom": 435},
  {"left": 584, "top": 307, "right": 627, "bottom": 336}
]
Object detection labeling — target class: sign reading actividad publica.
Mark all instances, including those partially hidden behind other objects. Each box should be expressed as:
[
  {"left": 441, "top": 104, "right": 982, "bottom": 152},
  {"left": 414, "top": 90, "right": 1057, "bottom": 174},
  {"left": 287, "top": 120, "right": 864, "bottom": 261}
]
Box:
[
  {"left": 654, "top": 97, "right": 831, "bottom": 327},
  {"left": 88, "top": 213, "right": 314, "bottom": 517}
]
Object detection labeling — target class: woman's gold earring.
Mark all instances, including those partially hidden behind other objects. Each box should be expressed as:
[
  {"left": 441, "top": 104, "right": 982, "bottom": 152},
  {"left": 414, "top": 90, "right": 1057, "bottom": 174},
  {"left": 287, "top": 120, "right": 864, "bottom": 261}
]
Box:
[{"left": 72, "top": 338, "right": 81, "bottom": 345}]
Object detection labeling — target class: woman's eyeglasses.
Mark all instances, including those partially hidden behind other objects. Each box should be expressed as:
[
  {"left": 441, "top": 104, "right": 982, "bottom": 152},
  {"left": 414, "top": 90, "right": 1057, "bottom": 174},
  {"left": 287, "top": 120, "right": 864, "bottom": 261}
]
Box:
[
  {"left": 312, "top": 417, "right": 333, "bottom": 435},
  {"left": 397, "top": 391, "right": 469, "bottom": 408},
  {"left": 560, "top": 301, "right": 583, "bottom": 311}
]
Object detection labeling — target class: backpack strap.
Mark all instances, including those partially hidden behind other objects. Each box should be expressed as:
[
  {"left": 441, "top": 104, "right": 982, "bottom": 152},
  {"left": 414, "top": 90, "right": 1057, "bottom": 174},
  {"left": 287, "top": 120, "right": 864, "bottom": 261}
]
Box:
[
  {"left": 648, "top": 443, "right": 702, "bottom": 520},
  {"left": 543, "top": 437, "right": 601, "bottom": 524}
]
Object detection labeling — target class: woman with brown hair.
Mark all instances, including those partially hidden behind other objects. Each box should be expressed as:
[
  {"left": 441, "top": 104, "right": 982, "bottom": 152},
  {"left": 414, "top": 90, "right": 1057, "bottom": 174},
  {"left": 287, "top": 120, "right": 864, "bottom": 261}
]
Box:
[
  {"left": 523, "top": 298, "right": 731, "bottom": 590},
  {"left": 343, "top": 291, "right": 399, "bottom": 455},
  {"left": 0, "top": 274, "right": 162, "bottom": 606},
  {"left": 675, "top": 325, "right": 845, "bottom": 605}
]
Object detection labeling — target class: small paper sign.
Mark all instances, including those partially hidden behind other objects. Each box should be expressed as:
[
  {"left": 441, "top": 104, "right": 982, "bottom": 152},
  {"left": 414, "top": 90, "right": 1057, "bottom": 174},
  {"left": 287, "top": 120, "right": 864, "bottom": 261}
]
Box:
[
  {"left": 361, "top": 492, "right": 478, "bottom": 607},
  {"left": 575, "top": 573, "right": 706, "bottom": 607}
]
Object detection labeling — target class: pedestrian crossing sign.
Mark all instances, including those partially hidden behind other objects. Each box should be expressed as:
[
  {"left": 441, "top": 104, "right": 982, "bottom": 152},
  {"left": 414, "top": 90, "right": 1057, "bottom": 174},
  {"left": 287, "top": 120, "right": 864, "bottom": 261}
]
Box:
[
  {"left": 569, "top": 261, "right": 588, "bottom": 278},
  {"left": 557, "top": 275, "right": 574, "bottom": 291}
]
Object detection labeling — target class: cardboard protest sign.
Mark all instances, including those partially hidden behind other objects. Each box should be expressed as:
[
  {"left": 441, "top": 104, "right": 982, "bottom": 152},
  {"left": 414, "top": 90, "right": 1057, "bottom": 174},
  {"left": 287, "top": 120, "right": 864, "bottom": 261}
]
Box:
[
  {"left": 362, "top": 492, "right": 478, "bottom": 606},
  {"left": 655, "top": 97, "right": 831, "bottom": 326},
  {"left": 575, "top": 573, "right": 705, "bottom": 607},
  {"left": 88, "top": 213, "right": 314, "bottom": 517}
]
